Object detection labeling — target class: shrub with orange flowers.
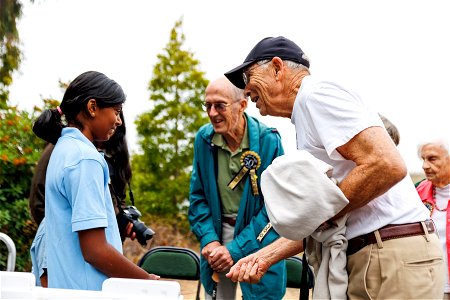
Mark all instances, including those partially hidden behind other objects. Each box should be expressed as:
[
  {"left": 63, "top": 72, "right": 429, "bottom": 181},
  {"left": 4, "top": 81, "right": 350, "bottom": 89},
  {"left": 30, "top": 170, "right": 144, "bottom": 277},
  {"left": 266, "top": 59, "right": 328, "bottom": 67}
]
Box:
[{"left": 0, "top": 102, "right": 48, "bottom": 271}]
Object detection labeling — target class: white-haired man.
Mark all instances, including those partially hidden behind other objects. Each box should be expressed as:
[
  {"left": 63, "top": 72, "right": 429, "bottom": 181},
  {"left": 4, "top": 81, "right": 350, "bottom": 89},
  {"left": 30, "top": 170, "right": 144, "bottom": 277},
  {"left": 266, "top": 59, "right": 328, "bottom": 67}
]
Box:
[{"left": 224, "top": 36, "right": 444, "bottom": 299}]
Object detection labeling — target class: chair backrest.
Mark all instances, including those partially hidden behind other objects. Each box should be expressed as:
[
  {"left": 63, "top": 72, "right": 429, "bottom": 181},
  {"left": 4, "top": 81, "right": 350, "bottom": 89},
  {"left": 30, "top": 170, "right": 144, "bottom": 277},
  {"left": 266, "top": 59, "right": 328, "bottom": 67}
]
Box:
[
  {"left": 0, "top": 233, "right": 16, "bottom": 271},
  {"left": 138, "top": 246, "right": 201, "bottom": 300},
  {"left": 286, "top": 256, "right": 314, "bottom": 290}
]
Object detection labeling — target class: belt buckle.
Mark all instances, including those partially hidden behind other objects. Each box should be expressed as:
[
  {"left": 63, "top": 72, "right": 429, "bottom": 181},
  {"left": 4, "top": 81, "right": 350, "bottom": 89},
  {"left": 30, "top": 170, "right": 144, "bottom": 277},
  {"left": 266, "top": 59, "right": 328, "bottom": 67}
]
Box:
[
  {"left": 425, "top": 219, "right": 435, "bottom": 233},
  {"left": 223, "top": 216, "right": 236, "bottom": 226}
]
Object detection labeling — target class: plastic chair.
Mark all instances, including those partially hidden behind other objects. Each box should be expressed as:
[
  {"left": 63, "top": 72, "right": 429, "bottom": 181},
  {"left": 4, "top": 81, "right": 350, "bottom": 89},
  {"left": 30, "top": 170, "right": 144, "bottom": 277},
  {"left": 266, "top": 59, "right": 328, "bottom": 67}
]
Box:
[
  {"left": 138, "top": 246, "right": 201, "bottom": 300},
  {"left": 286, "top": 256, "right": 314, "bottom": 293}
]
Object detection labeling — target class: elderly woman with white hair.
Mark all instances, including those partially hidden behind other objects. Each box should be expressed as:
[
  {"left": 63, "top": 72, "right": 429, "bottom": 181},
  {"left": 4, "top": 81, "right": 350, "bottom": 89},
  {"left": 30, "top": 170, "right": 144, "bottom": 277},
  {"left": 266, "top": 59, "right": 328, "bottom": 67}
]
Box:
[{"left": 416, "top": 137, "right": 450, "bottom": 299}]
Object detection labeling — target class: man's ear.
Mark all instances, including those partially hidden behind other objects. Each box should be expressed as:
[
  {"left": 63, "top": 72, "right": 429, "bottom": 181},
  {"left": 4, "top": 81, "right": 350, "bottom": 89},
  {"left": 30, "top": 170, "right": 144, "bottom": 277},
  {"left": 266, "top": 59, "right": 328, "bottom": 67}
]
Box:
[
  {"left": 240, "top": 98, "right": 248, "bottom": 112},
  {"left": 86, "top": 99, "right": 97, "bottom": 117},
  {"left": 272, "top": 57, "right": 284, "bottom": 77}
]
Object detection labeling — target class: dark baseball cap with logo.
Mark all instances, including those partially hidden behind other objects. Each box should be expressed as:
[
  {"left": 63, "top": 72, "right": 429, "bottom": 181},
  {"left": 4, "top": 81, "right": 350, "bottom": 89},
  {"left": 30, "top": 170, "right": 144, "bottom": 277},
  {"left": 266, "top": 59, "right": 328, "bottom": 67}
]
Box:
[{"left": 224, "top": 36, "right": 310, "bottom": 89}]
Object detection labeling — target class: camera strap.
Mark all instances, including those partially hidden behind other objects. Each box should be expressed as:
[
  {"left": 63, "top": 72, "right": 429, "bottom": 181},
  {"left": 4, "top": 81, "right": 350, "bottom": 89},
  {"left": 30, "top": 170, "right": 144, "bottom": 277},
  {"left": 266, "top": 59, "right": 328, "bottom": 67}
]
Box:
[
  {"left": 112, "top": 182, "right": 137, "bottom": 216},
  {"left": 127, "top": 182, "right": 136, "bottom": 207}
]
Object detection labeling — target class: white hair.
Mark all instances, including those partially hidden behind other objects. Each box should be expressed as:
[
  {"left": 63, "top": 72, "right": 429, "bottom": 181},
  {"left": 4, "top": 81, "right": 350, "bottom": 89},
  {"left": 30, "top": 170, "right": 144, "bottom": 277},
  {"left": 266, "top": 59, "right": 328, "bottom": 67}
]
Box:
[
  {"left": 257, "top": 59, "right": 309, "bottom": 72},
  {"left": 230, "top": 83, "right": 245, "bottom": 101},
  {"left": 284, "top": 60, "right": 309, "bottom": 71},
  {"left": 417, "top": 136, "right": 449, "bottom": 158}
]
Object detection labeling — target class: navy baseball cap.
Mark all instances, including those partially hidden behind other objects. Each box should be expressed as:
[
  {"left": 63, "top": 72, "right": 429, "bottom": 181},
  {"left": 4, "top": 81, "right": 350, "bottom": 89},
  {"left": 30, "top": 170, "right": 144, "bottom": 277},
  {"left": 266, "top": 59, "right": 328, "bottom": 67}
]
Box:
[{"left": 224, "top": 36, "right": 310, "bottom": 89}]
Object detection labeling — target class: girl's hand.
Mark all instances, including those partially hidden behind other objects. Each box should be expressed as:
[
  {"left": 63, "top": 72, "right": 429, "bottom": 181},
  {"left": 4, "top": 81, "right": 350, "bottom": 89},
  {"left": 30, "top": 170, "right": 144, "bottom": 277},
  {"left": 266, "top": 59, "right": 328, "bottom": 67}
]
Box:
[
  {"left": 148, "top": 273, "right": 160, "bottom": 280},
  {"left": 125, "top": 222, "right": 136, "bottom": 240}
]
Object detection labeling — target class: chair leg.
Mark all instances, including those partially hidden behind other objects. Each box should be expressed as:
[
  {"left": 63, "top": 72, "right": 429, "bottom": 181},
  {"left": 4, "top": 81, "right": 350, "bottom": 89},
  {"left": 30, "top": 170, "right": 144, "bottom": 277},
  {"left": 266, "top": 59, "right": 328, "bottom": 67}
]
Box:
[{"left": 196, "top": 280, "right": 201, "bottom": 300}]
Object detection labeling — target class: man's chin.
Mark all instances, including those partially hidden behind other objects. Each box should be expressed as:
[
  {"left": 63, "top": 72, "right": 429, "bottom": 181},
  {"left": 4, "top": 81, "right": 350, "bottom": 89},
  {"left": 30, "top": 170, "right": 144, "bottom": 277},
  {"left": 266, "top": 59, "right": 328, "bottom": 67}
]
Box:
[
  {"left": 425, "top": 175, "right": 435, "bottom": 182},
  {"left": 257, "top": 108, "right": 267, "bottom": 116},
  {"left": 212, "top": 125, "right": 225, "bottom": 134}
]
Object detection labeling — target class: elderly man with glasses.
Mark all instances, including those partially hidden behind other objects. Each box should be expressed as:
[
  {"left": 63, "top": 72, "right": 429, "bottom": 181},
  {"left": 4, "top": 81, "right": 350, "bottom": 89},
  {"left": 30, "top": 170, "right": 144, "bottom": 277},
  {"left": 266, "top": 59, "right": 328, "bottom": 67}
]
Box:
[
  {"left": 188, "top": 76, "right": 286, "bottom": 300},
  {"left": 223, "top": 36, "right": 444, "bottom": 299}
]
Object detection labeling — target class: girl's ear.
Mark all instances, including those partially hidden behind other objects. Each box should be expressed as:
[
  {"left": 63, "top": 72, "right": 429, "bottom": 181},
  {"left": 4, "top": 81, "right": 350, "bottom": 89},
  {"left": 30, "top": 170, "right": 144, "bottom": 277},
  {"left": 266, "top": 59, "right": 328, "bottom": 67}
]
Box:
[{"left": 86, "top": 99, "right": 97, "bottom": 117}]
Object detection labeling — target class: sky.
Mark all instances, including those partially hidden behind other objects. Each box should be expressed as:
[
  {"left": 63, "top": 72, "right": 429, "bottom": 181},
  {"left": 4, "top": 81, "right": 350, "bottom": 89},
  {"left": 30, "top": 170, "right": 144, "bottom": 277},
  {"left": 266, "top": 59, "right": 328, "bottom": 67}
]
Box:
[{"left": 9, "top": 0, "right": 450, "bottom": 174}]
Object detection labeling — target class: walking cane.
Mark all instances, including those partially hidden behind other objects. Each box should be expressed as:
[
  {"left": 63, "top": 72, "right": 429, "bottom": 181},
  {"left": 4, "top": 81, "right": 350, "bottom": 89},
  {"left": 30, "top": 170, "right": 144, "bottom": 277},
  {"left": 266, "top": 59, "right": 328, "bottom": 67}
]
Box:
[
  {"left": 211, "top": 272, "right": 219, "bottom": 300},
  {"left": 300, "top": 238, "right": 309, "bottom": 300}
]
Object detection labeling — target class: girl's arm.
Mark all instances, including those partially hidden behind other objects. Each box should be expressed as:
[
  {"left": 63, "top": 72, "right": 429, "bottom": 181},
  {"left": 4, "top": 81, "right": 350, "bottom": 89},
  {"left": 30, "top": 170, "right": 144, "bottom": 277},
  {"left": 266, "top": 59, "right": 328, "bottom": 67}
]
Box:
[{"left": 78, "top": 228, "right": 159, "bottom": 280}]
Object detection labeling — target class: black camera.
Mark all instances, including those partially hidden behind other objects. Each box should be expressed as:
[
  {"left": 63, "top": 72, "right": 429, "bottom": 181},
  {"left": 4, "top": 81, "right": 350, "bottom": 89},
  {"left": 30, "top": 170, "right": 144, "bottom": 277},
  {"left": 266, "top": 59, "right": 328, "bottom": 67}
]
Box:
[{"left": 117, "top": 205, "right": 155, "bottom": 246}]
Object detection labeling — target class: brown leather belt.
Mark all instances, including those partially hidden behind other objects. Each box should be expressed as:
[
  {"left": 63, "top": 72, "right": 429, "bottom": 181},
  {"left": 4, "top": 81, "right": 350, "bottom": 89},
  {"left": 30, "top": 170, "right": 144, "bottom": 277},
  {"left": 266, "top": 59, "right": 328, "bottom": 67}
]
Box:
[
  {"left": 347, "top": 220, "right": 435, "bottom": 256},
  {"left": 222, "top": 216, "right": 236, "bottom": 227}
]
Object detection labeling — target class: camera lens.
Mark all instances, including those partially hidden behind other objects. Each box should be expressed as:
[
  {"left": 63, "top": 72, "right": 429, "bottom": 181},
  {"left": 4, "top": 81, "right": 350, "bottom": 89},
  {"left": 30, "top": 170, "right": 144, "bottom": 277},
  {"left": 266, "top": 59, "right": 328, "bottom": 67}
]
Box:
[{"left": 132, "top": 220, "right": 155, "bottom": 246}]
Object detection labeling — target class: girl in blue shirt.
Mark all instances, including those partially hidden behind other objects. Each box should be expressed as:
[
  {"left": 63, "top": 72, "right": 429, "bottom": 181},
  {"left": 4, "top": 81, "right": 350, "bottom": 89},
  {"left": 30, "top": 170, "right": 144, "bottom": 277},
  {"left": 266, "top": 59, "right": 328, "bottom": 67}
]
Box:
[{"left": 32, "top": 71, "right": 159, "bottom": 290}]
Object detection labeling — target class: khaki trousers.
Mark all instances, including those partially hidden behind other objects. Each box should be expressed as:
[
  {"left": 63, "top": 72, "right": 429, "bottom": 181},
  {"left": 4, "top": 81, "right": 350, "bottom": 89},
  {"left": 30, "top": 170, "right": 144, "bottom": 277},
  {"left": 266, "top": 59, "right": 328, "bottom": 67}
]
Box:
[{"left": 347, "top": 229, "right": 444, "bottom": 299}]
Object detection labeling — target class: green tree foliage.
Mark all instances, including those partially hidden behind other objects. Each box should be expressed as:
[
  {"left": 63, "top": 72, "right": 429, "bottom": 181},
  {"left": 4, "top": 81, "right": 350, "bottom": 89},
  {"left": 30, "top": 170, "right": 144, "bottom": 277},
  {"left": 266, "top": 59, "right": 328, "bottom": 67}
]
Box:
[
  {"left": 0, "top": 0, "right": 34, "bottom": 272},
  {"left": 0, "top": 99, "right": 57, "bottom": 271},
  {"left": 133, "top": 18, "right": 209, "bottom": 217},
  {"left": 0, "top": 0, "right": 23, "bottom": 107}
]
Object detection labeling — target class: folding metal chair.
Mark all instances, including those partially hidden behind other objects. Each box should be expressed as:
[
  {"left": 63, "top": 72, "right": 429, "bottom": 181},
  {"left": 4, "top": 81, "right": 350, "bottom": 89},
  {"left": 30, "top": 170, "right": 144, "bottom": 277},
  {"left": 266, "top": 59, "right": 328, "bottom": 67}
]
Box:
[
  {"left": 0, "top": 232, "right": 16, "bottom": 271},
  {"left": 286, "top": 255, "right": 314, "bottom": 298},
  {"left": 138, "top": 246, "right": 201, "bottom": 300}
]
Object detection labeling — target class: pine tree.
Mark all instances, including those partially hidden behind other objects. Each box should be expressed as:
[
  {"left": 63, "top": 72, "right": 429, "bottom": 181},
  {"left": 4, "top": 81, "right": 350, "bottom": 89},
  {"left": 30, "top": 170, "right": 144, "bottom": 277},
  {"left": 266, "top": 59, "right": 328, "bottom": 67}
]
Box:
[{"left": 133, "top": 18, "right": 209, "bottom": 217}]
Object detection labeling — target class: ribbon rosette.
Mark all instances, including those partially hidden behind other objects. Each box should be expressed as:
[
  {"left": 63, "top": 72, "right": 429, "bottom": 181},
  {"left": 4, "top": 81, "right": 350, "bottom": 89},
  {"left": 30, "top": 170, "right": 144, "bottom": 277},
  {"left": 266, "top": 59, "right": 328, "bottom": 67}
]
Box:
[{"left": 227, "top": 150, "right": 261, "bottom": 195}]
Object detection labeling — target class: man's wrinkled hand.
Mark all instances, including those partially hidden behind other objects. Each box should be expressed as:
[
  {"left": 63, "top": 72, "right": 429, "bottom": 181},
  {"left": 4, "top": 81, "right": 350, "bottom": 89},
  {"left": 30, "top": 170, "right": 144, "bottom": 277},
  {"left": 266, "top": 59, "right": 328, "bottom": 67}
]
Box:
[
  {"left": 226, "top": 254, "right": 270, "bottom": 284},
  {"left": 209, "top": 245, "right": 233, "bottom": 273},
  {"left": 201, "top": 241, "right": 221, "bottom": 263}
]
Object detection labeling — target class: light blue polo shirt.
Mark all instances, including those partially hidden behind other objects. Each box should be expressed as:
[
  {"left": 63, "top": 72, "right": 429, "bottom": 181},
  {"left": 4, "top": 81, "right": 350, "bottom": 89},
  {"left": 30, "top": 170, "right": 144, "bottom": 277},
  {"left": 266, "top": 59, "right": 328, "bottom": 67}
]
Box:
[
  {"left": 45, "top": 127, "right": 122, "bottom": 290},
  {"left": 30, "top": 218, "right": 47, "bottom": 286}
]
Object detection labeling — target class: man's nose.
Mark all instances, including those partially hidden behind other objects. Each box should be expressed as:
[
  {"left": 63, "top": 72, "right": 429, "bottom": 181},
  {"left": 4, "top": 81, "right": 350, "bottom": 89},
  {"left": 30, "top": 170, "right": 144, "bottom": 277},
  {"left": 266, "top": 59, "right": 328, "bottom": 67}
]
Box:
[{"left": 208, "top": 106, "right": 219, "bottom": 116}]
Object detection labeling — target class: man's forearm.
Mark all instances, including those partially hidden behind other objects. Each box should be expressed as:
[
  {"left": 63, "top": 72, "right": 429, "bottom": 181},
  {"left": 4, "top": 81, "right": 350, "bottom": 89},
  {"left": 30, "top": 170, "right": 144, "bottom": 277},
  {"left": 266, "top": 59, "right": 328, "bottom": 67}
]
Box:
[
  {"left": 258, "top": 238, "right": 303, "bottom": 266},
  {"left": 335, "top": 160, "right": 406, "bottom": 218}
]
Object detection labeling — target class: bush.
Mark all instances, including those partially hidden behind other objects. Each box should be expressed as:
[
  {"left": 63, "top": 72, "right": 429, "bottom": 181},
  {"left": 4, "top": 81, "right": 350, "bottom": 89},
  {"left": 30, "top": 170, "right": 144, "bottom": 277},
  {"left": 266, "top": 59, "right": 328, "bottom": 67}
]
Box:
[{"left": 0, "top": 105, "right": 45, "bottom": 271}]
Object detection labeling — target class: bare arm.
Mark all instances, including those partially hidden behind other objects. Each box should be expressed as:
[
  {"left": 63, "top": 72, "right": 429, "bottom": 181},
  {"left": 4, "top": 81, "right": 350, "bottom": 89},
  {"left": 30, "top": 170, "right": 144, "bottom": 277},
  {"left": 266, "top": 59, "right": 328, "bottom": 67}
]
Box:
[
  {"left": 78, "top": 228, "right": 159, "bottom": 280},
  {"left": 226, "top": 238, "right": 303, "bottom": 283},
  {"left": 334, "top": 126, "right": 406, "bottom": 217}
]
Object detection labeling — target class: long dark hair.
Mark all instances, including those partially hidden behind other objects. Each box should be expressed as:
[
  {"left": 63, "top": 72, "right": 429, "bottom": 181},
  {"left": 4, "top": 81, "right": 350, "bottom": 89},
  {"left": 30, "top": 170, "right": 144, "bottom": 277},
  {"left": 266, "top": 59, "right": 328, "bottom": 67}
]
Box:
[
  {"left": 33, "top": 71, "right": 126, "bottom": 144},
  {"left": 100, "top": 111, "right": 132, "bottom": 199}
]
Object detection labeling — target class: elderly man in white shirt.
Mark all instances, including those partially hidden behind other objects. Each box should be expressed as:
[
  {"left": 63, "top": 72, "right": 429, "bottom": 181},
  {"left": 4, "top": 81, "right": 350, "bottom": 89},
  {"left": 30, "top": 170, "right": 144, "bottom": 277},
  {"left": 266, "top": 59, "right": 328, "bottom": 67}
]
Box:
[{"left": 224, "top": 36, "right": 444, "bottom": 299}]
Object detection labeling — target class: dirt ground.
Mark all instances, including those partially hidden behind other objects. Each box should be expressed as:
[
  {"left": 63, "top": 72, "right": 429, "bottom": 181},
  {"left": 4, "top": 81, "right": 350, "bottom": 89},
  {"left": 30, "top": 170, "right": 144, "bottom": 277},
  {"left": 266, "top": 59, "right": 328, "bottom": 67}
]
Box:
[{"left": 175, "top": 280, "right": 303, "bottom": 300}]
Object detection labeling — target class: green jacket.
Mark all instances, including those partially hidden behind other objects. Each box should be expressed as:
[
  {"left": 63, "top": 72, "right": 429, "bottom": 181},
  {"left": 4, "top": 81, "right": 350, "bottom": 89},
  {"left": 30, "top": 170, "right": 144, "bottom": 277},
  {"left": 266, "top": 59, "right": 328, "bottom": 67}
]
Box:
[{"left": 188, "top": 114, "right": 286, "bottom": 299}]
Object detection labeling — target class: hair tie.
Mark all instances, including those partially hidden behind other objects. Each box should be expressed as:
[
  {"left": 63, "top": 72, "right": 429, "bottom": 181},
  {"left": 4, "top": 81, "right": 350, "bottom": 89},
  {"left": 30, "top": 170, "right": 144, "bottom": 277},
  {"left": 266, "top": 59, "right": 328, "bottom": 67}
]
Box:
[{"left": 56, "top": 106, "right": 63, "bottom": 116}]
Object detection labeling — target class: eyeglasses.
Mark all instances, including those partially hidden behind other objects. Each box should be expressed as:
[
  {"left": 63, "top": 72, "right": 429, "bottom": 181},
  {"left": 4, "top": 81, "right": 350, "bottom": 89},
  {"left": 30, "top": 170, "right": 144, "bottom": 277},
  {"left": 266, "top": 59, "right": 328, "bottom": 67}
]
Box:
[
  {"left": 242, "top": 60, "right": 270, "bottom": 86},
  {"left": 202, "top": 101, "right": 240, "bottom": 112}
]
